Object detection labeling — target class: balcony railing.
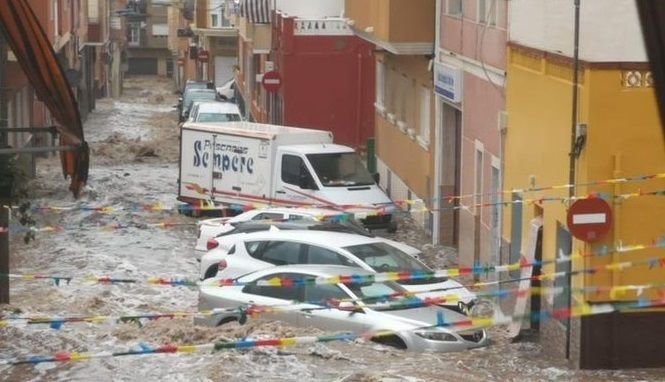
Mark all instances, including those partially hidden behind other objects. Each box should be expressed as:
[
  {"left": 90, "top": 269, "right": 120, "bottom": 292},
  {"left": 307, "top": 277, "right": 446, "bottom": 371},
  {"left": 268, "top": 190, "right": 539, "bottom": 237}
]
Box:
[{"left": 293, "top": 18, "right": 354, "bottom": 36}]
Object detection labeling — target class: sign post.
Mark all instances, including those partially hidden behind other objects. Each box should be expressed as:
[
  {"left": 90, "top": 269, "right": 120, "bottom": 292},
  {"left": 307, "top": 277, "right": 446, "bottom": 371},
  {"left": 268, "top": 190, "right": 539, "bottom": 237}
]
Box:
[
  {"left": 566, "top": 197, "right": 613, "bottom": 242},
  {"left": 261, "top": 70, "right": 282, "bottom": 93}
]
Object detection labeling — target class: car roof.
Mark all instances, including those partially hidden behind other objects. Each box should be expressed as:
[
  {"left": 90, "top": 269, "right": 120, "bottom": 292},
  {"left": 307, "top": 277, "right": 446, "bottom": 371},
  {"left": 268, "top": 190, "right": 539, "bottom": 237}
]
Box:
[
  {"left": 226, "top": 220, "right": 372, "bottom": 237},
  {"left": 244, "top": 264, "right": 374, "bottom": 279},
  {"left": 194, "top": 101, "right": 241, "bottom": 113},
  {"left": 235, "top": 229, "right": 381, "bottom": 246}
]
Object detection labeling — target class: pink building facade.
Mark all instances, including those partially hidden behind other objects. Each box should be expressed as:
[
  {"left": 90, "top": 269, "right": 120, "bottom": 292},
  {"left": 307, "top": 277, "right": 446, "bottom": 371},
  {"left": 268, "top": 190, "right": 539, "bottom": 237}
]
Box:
[{"left": 435, "top": 0, "right": 507, "bottom": 268}]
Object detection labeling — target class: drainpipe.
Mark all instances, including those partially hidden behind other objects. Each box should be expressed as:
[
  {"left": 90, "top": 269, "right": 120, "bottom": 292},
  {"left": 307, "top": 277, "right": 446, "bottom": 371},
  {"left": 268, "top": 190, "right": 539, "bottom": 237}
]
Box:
[
  {"left": 0, "top": 32, "right": 8, "bottom": 304},
  {"left": 566, "top": 0, "right": 581, "bottom": 360}
]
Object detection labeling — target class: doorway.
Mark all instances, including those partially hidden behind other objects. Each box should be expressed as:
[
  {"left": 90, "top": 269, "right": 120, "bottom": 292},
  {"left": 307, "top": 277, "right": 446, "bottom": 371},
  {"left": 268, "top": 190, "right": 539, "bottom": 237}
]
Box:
[{"left": 438, "top": 102, "right": 462, "bottom": 246}]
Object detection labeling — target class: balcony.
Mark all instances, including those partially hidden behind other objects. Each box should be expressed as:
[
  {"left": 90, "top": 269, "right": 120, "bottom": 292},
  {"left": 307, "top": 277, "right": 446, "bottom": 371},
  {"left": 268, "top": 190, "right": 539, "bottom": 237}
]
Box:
[{"left": 344, "top": 0, "right": 434, "bottom": 54}]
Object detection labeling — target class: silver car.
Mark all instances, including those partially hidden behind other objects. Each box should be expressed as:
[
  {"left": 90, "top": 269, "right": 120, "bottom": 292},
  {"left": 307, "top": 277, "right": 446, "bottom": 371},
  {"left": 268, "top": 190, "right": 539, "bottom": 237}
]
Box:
[
  {"left": 197, "top": 265, "right": 489, "bottom": 352},
  {"left": 200, "top": 230, "right": 477, "bottom": 313}
]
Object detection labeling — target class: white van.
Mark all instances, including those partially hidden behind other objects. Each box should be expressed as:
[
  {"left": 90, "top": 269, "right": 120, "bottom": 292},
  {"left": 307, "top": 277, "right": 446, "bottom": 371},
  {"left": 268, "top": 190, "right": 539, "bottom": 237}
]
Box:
[{"left": 178, "top": 122, "right": 397, "bottom": 231}]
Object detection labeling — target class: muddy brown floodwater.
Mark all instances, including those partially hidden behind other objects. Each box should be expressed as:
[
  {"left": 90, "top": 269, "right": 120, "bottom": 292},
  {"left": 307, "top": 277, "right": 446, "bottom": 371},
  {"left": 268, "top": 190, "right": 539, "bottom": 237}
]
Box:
[{"left": 0, "top": 76, "right": 663, "bottom": 382}]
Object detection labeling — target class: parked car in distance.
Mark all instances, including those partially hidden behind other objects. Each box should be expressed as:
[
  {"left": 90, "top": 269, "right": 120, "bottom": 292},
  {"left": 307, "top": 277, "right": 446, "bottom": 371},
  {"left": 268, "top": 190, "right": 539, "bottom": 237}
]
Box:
[
  {"left": 199, "top": 230, "right": 476, "bottom": 313},
  {"left": 176, "top": 81, "right": 215, "bottom": 112},
  {"left": 194, "top": 207, "right": 352, "bottom": 261},
  {"left": 186, "top": 101, "right": 242, "bottom": 123},
  {"left": 216, "top": 78, "right": 235, "bottom": 100},
  {"left": 197, "top": 265, "right": 489, "bottom": 352},
  {"left": 180, "top": 88, "right": 219, "bottom": 122}
]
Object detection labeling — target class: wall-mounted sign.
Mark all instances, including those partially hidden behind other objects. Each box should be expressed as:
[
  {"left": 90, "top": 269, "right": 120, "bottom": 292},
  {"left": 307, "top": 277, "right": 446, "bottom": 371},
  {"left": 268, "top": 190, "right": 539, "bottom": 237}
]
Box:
[
  {"left": 434, "top": 62, "right": 462, "bottom": 103},
  {"left": 198, "top": 49, "right": 209, "bottom": 63},
  {"left": 566, "top": 197, "right": 613, "bottom": 242}
]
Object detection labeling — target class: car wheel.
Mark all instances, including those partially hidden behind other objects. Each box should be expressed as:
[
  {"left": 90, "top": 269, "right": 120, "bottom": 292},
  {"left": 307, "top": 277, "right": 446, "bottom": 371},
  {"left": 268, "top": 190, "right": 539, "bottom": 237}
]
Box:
[
  {"left": 204, "top": 265, "right": 218, "bottom": 279},
  {"left": 387, "top": 221, "right": 398, "bottom": 233}
]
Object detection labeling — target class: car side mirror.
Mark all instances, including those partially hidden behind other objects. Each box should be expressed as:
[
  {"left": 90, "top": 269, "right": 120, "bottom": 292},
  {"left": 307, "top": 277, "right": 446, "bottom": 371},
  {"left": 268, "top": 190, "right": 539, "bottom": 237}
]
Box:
[{"left": 372, "top": 172, "right": 380, "bottom": 184}]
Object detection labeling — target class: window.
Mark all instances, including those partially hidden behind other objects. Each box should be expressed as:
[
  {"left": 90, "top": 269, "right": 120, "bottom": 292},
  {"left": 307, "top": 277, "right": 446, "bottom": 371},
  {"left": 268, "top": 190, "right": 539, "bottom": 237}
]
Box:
[
  {"left": 447, "top": 0, "right": 463, "bottom": 16},
  {"left": 281, "top": 155, "right": 316, "bottom": 189},
  {"left": 257, "top": 241, "right": 303, "bottom": 265},
  {"left": 304, "top": 283, "right": 349, "bottom": 302},
  {"left": 305, "top": 245, "right": 355, "bottom": 266},
  {"left": 306, "top": 153, "right": 374, "bottom": 187},
  {"left": 129, "top": 22, "right": 140, "bottom": 46},
  {"left": 244, "top": 241, "right": 264, "bottom": 258},
  {"left": 478, "top": 0, "right": 497, "bottom": 26},
  {"left": 343, "top": 243, "right": 429, "bottom": 273},
  {"left": 418, "top": 86, "right": 431, "bottom": 146},
  {"left": 252, "top": 212, "right": 284, "bottom": 221},
  {"left": 375, "top": 60, "right": 385, "bottom": 107},
  {"left": 242, "top": 273, "right": 303, "bottom": 300},
  {"left": 211, "top": 14, "right": 219, "bottom": 27}
]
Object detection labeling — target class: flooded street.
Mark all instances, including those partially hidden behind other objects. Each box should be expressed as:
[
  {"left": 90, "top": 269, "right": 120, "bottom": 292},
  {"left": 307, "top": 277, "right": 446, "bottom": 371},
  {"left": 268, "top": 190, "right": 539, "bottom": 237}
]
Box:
[{"left": 1, "top": 76, "right": 663, "bottom": 381}]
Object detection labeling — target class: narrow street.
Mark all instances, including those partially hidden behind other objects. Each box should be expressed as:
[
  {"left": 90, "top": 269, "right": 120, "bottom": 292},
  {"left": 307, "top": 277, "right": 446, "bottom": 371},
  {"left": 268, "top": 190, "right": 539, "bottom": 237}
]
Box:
[{"left": 0, "top": 77, "right": 661, "bottom": 382}]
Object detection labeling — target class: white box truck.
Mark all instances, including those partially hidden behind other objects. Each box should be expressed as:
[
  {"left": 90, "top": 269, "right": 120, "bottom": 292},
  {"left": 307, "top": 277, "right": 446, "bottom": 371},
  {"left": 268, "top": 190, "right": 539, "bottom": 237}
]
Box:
[{"left": 178, "top": 122, "right": 397, "bottom": 231}]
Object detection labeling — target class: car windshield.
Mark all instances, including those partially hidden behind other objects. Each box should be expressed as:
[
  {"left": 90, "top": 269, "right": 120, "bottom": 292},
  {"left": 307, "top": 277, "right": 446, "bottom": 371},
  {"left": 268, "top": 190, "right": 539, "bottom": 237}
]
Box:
[
  {"left": 346, "top": 280, "right": 417, "bottom": 310},
  {"left": 306, "top": 152, "right": 375, "bottom": 187},
  {"left": 196, "top": 112, "right": 241, "bottom": 122},
  {"left": 344, "top": 243, "right": 446, "bottom": 285}
]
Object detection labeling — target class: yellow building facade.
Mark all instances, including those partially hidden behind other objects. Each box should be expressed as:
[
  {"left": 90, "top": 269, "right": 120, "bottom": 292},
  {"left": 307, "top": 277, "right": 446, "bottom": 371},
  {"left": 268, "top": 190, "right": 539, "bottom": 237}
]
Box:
[{"left": 504, "top": 43, "right": 665, "bottom": 368}]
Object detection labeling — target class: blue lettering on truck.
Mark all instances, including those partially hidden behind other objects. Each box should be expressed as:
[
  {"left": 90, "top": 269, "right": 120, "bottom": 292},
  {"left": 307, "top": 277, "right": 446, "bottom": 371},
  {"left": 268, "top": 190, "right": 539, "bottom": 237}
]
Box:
[{"left": 193, "top": 139, "right": 254, "bottom": 174}]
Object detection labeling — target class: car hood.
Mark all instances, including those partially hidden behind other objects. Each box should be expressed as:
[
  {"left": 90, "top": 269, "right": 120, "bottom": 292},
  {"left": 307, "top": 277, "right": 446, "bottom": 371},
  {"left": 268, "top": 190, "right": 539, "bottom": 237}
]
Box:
[
  {"left": 400, "top": 279, "right": 476, "bottom": 305},
  {"left": 375, "top": 306, "right": 468, "bottom": 329}
]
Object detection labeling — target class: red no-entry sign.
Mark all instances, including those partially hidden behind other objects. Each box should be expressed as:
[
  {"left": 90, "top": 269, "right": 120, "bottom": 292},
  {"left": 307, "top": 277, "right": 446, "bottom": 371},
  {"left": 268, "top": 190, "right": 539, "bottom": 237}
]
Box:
[
  {"left": 566, "top": 197, "right": 613, "bottom": 242},
  {"left": 262, "top": 70, "right": 282, "bottom": 93}
]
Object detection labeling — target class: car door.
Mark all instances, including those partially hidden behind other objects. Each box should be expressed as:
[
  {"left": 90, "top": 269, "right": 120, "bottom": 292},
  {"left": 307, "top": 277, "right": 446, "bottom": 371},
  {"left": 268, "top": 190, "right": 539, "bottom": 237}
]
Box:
[
  {"left": 240, "top": 272, "right": 305, "bottom": 324},
  {"left": 274, "top": 153, "right": 319, "bottom": 205},
  {"left": 251, "top": 240, "right": 305, "bottom": 266},
  {"left": 299, "top": 282, "right": 373, "bottom": 332}
]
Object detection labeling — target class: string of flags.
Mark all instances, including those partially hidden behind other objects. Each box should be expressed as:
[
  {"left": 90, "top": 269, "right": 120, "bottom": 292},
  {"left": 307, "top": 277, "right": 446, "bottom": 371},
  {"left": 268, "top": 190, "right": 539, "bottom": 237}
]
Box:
[
  {"left": 2, "top": 234, "right": 663, "bottom": 292},
  {"left": 2, "top": 295, "right": 665, "bottom": 367},
  {"left": 3, "top": 277, "right": 665, "bottom": 331},
  {"left": 1, "top": 189, "right": 663, "bottom": 236},
  {"left": 1, "top": 172, "right": 663, "bottom": 218}
]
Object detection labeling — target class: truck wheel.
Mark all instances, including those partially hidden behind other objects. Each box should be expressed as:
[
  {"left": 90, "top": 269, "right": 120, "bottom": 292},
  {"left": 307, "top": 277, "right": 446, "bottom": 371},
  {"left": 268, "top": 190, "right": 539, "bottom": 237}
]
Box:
[{"left": 387, "top": 221, "right": 398, "bottom": 233}]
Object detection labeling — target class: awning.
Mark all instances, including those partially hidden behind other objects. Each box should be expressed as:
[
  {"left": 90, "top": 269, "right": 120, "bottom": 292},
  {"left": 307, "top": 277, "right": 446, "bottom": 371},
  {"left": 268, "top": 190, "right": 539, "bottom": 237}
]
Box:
[
  {"left": 240, "top": 0, "right": 271, "bottom": 24},
  {"left": 0, "top": 0, "right": 89, "bottom": 197}
]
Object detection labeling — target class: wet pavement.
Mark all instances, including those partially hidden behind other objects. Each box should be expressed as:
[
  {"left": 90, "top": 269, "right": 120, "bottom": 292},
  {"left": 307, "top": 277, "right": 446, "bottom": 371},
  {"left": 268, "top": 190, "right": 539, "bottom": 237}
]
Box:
[{"left": 1, "top": 76, "right": 664, "bottom": 381}]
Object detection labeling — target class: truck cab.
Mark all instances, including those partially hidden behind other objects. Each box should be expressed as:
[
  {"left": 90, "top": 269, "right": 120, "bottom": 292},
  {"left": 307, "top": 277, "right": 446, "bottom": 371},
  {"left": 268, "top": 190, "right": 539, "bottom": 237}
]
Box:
[{"left": 274, "top": 144, "right": 397, "bottom": 231}]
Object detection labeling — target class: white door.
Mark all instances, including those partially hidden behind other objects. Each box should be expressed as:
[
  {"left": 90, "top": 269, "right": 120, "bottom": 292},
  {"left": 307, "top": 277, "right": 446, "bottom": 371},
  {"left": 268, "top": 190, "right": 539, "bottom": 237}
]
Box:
[{"left": 214, "top": 56, "right": 237, "bottom": 87}]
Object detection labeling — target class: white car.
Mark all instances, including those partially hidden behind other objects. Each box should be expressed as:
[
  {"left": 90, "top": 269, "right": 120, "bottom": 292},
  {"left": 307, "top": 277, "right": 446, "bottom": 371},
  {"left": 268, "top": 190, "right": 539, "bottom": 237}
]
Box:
[
  {"left": 186, "top": 101, "right": 242, "bottom": 123},
  {"left": 194, "top": 207, "right": 349, "bottom": 261},
  {"left": 197, "top": 265, "right": 489, "bottom": 352},
  {"left": 200, "top": 230, "right": 476, "bottom": 313}
]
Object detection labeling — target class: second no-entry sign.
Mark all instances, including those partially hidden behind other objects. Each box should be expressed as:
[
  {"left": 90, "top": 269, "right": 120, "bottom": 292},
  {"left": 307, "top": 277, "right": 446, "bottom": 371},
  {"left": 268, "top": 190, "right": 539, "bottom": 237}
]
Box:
[
  {"left": 262, "top": 70, "right": 282, "bottom": 93},
  {"left": 566, "top": 197, "right": 613, "bottom": 242}
]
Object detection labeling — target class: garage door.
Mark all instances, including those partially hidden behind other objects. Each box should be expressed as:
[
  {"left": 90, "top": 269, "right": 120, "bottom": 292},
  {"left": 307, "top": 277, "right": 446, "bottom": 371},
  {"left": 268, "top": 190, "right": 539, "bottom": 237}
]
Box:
[
  {"left": 214, "top": 56, "right": 237, "bottom": 86},
  {"left": 128, "top": 58, "right": 158, "bottom": 75}
]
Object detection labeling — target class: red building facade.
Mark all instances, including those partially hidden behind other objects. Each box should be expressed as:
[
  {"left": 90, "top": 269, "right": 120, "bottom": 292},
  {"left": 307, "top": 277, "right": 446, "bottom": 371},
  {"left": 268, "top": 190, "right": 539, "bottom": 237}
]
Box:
[{"left": 267, "top": 13, "right": 375, "bottom": 149}]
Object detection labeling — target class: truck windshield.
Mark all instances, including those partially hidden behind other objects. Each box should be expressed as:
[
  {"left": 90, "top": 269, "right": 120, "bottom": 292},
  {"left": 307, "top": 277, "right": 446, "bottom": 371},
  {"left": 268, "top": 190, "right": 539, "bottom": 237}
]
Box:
[{"left": 306, "top": 152, "right": 375, "bottom": 187}]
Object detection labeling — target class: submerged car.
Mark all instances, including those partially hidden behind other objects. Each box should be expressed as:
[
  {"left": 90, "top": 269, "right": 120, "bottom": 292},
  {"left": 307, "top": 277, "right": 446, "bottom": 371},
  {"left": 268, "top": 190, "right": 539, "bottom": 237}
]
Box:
[
  {"left": 199, "top": 230, "right": 476, "bottom": 313},
  {"left": 194, "top": 207, "right": 350, "bottom": 261},
  {"left": 197, "top": 265, "right": 489, "bottom": 352}
]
